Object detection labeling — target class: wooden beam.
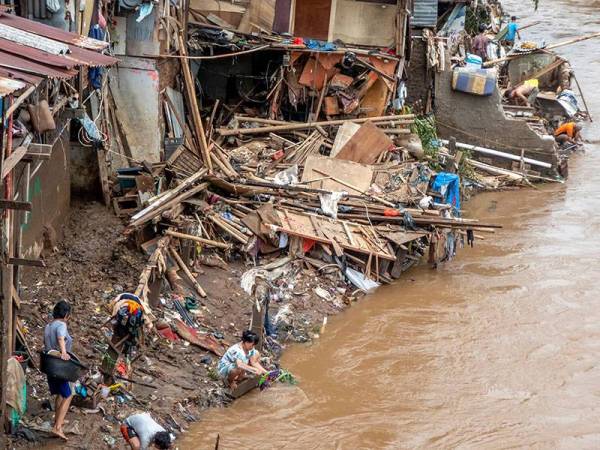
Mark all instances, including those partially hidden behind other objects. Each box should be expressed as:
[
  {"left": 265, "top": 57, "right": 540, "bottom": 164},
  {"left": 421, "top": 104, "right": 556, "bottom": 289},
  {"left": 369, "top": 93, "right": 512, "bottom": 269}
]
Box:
[
  {"left": 8, "top": 258, "right": 46, "bottom": 267},
  {"left": 1, "top": 146, "right": 28, "bottom": 179},
  {"left": 165, "top": 229, "right": 232, "bottom": 249},
  {"left": 178, "top": 34, "right": 213, "bottom": 172},
  {"left": 0, "top": 200, "right": 31, "bottom": 211},
  {"left": 169, "top": 247, "right": 207, "bottom": 298},
  {"left": 4, "top": 85, "right": 36, "bottom": 118}
]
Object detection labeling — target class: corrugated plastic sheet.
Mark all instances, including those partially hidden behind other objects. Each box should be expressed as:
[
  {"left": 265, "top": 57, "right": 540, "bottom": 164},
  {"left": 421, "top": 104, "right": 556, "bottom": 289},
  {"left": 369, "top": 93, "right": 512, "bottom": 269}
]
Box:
[
  {"left": 412, "top": 0, "right": 438, "bottom": 28},
  {"left": 0, "top": 76, "right": 26, "bottom": 96}
]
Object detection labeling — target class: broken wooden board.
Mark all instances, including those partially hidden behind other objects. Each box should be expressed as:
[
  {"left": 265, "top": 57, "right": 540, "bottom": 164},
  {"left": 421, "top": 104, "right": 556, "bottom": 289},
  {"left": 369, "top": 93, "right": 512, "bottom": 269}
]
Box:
[
  {"left": 230, "top": 375, "right": 260, "bottom": 398},
  {"left": 173, "top": 319, "right": 225, "bottom": 357},
  {"left": 270, "top": 209, "right": 395, "bottom": 260},
  {"left": 330, "top": 122, "right": 360, "bottom": 157},
  {"left": 301, "top": 155, "right": 373, "bottom": 194},
  {"left": 361, "top": 78, "right": 391, "bottom": 118},
  {"left": 376, "top": 229, "right": 428, "bottom": 246},
  {"left": 335, "top": 121, "right": 393, "bottom": 164}
]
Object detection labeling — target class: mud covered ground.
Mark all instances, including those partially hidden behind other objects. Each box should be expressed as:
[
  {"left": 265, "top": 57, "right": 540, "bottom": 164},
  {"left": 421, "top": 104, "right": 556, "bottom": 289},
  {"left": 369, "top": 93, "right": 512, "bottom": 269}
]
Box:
[{"left": 11, "top": 200, "right": 348, "bottom": 449}]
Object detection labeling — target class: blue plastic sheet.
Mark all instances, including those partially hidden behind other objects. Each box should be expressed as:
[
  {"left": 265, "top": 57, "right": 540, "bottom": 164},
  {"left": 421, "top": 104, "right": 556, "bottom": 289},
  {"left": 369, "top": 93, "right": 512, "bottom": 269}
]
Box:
[
  {"left": 432, "top": 172, "right": 461, "bottom": 212},
  {"left": 305, "top": 39, "right": 337, "bottom": 51},
  {"left": 88, "top": 25, "right": 105, "bottom": 90}
]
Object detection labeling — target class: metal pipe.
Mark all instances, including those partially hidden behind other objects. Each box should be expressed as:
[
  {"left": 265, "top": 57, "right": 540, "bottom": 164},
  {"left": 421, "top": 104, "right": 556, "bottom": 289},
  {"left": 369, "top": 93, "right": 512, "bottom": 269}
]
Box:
[{"left": 439, "top": 139, "right": 552, "bottom": 169}]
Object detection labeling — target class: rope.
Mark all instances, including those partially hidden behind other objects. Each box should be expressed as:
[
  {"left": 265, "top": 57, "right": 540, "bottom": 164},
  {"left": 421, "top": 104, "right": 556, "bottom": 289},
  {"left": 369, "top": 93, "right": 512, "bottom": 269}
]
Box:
[{"left": 157, "top": 44, "right": 271, "bottom": 60}]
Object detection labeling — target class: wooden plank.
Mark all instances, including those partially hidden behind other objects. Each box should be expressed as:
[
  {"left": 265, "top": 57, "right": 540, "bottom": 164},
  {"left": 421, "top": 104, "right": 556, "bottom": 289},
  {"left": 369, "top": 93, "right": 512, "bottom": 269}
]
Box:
[
  {"left": 301, "top": 155, "right": 373, "bottom": 194},
  {"left": 0, "top": 200, "right": 32, "bottom": 211},
  {"left": 1, "top": 146, "right": 28, "bottom": 179},
  {"left": 335, "top": 121, "right": 393, "bottom": 164},
  {"left": 271, "top": 209, "right": 395, "bottom": 260},
  {"left": 178, "top": 35, "right": 213, "bottom": 172},
  {"left": 169, "top": 247, "right": 207, "bottom": 298},
  {"left": 8, "top": 257, "right": 46, "bottom": 267}
]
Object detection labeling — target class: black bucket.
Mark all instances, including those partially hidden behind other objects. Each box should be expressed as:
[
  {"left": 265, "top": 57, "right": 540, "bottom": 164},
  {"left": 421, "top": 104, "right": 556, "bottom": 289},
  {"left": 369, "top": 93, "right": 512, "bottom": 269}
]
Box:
[{"left": 39, "top": 351, "right": 88, "bottom": 382}]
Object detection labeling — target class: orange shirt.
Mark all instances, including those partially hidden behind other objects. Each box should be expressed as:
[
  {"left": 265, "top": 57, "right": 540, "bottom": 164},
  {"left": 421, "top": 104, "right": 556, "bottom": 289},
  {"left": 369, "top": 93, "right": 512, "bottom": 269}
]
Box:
[{"left": 554, "top": 122, "right": 575, "bottom": 137}]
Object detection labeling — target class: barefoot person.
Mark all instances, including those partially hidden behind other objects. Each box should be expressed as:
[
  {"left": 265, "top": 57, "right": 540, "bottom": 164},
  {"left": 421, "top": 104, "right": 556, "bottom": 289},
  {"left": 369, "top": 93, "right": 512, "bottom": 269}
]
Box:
[
  {"left": 218, "top": 330, "right": 268, "bottom": 390},
  {"left": 43, "top": 300, "right": 73, "bottom": 440},
  {"left": 120, "top": 412, "right": 173, "bottom": 449}
]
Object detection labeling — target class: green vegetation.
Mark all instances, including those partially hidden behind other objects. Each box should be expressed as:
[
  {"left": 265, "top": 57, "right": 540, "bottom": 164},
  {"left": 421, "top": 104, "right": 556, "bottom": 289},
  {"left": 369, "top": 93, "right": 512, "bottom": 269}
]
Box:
[{"left": 411, "top": 115, "right": 440, "bottom": 160}]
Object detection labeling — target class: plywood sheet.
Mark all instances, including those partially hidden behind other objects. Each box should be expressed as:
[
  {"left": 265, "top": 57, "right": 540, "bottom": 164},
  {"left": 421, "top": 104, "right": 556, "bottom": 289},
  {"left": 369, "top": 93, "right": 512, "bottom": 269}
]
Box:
[
  {"left": 271, "top": 209, "right": 395, "bottom": 260},
  {"left": 332, "top": 0, "right": 396, "bottom": 47},
  {"left": 330, "top": 122, "right": 360, "bottom": 157},
  {"left": 335, "top": 121, "right": 393, "bottom": 164},
  {"left": 293, "top": 0, "right": 331, "bottom": 41},
  {"left": 302, "top": 155, "right": 373, "bottom": 194},
  {"left": 361, "top": 78, "right": 389, "bottom": 118}
]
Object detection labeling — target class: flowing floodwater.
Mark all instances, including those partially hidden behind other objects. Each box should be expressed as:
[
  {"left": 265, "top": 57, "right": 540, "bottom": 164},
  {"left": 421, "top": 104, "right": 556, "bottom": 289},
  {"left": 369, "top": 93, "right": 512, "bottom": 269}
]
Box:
[{"left": 181, "top": 1, "right": 600, "bottom": 448}]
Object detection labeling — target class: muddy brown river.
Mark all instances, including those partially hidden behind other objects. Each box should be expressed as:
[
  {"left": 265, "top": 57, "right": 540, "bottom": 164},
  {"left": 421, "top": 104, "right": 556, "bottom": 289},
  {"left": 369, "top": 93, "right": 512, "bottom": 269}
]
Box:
[{"left": 181, "top": 1, "right": 600, "bottom": 448}]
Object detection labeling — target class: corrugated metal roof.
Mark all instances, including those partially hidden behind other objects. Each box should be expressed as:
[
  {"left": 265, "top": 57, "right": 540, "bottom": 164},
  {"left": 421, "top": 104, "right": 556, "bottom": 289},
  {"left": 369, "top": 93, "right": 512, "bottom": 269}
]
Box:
[
  {"left": 412, "top": 0, "right": 438, "bottom": 28},
  {"left": 0, "top": 68, "right": 44, "bottom": 86},
  {"left": 0, "top": 38, "right": 78, "bottom": 69},
  {"left": 0, "top": 52, "right": 78, "bottom": 79},
  {"left": 0, "top": 76, "right": 26, "bottom": 96},
  {"left": 0, "top": 12, "right": 117, "bottom": 88},
  {"left": 0, "top": 13, "right": 110, "bottom": 51}
]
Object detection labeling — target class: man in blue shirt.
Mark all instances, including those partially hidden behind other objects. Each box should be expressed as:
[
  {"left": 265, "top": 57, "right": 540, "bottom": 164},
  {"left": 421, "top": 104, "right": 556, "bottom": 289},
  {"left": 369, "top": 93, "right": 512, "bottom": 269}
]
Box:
[{"left": 505, "top": 16, "right": 521, "bottom": 44}]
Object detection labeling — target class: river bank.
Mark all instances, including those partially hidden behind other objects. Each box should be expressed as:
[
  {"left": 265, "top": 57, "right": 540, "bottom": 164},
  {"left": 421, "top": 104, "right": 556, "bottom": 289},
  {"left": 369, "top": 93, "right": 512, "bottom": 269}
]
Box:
[
  {"left": 176, "top": 0, "right": 600, "bottom": 447},
  {"left": 7, "top": 0, "right": 597, "bottom": 448}
]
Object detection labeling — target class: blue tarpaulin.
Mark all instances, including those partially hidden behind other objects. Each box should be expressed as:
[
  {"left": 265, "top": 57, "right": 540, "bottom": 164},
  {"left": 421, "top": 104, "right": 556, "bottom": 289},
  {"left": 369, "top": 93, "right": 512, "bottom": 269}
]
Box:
[{"left": 432, "top": 172, "right": 461, "bottom": 212}]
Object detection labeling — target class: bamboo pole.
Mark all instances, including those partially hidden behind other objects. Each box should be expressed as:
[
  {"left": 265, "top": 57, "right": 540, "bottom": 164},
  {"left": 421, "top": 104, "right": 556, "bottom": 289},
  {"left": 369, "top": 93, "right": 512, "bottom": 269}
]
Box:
[
  {"left": 165, "top": 230, "right": 232, "bottom": 249},
  {"left": 572, "top": 73, "right": 593, "bottom": 122},
  {"left": 169, "top": 247, "right": 207, "bottom": 298},
  {"left": 484, "top": 32, "right": 600, "bottom": 67},
  {"left": 218, "top": 115, "right": 415, "bottom": 136},
  {"left": 312, "top": 168, "right": 396, "bottom": 208},
  {"left": 179, "top": 34, "right": 213, "bottom": 172}
]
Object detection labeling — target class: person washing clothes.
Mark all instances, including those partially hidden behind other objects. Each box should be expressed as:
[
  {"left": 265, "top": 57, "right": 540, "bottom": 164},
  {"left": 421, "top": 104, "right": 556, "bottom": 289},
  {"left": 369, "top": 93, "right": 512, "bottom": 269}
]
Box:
[
  {"left": 120, "top": 412, "right": 173, "bottom": 449},
  {"left": 554, "top": 121, "right": 582, "bottom": 145},
  {"left": 43, "top": 300, "right": 74, "bottom": 441},
  {"left": 218, "top": 330, "right": 268, "bottom": 390}
]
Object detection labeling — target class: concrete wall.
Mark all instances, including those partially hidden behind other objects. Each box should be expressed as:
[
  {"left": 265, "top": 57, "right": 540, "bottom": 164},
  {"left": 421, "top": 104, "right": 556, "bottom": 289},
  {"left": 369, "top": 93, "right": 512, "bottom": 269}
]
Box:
[
  {"left": 405, "top": 32, "right": 431, "bottom": 109},
  {"left": 19, "top": 133, "right": 71, "bottom": 259},
  {"left": 332, "top": 0, "right": 396, "bottom": 47},
  {"left": 70, "top": 142, "right": 100, "bottom": 196},
  {"left": 434, "top": 70, "right": 557, "bottom": 169},
  {"left": 108, "top": 56, "right": 162, "bottom": 164}
]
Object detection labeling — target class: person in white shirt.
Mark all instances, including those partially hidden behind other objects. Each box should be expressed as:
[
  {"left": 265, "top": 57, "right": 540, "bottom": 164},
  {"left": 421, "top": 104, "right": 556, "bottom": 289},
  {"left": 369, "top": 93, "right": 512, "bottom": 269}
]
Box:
[
  {"left": 217, "top": 330, "right": 268, "bottom": 389},
  {"left": 120, "top": 412, "right": 173, "bottom": 449}
]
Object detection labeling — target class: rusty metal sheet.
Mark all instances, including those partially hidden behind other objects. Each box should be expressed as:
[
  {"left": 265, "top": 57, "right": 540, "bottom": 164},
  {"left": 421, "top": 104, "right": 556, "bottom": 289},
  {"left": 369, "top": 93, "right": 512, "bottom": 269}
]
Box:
[
  {"left": 0, "top": 38, "right": 78, "bottom": 69},
  {"left": 0, "top": 37, "right": 117, "bottom": 70},
  {"left": 0, "top": 12, "right": 109, "bottom": 51},
  {"left": 0, "top": 52, "right": 77, "bottom": 79},
  {"left": 0, "top": 76, "right": 26, "bottom": 96},
  {"left": 0, "top": 67, "right": 43, "bottom": 85},
  {"left": 65, "top": 45, "right": 118, "bottom": 67}
]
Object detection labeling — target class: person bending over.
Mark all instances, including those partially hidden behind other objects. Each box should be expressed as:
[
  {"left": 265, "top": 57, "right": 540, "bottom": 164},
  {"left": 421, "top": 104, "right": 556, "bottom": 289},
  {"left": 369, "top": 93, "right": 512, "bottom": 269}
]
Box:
[
  {"left": 44, "top": 300, "right": 74, "bottom": 440},
  {"left": 218, "top": 330, "right": 268, "bottom": 390},
  {"left": 507, "top": 79, "right": 538, "bottom": 106},
  {"left": 121, "top": 412, "right": 173, "bottom": 449},
  {"left": 554, "top": 121, "right": 582, "bottom": 145}
]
